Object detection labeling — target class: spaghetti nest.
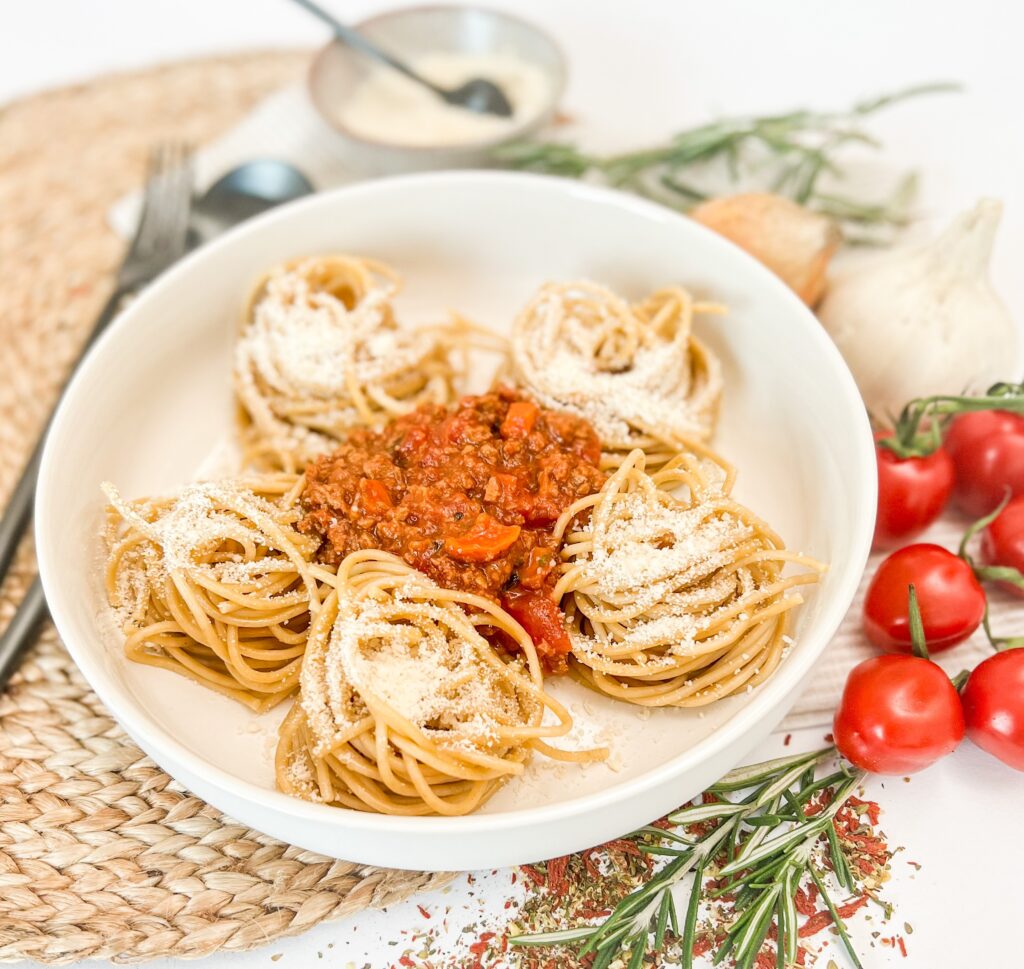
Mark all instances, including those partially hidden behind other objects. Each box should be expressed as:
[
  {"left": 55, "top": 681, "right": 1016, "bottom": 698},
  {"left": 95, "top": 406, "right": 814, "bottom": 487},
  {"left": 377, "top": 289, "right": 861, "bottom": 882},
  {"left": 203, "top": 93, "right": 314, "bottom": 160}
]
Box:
[
  {"left": 103, "top": 474, "right": 328, "bottom": 712},
  {"left": 553, "top": 450, "right": 824, "bottom": 707},
  {"left": 234, "top": 255, "right": 465, "bottom": 471},
  {"left": 510, "top": 280, "right": 724, "bottom": 470},
  {"left": 276, "top": 550, "right": 591, "bottom": 817}
]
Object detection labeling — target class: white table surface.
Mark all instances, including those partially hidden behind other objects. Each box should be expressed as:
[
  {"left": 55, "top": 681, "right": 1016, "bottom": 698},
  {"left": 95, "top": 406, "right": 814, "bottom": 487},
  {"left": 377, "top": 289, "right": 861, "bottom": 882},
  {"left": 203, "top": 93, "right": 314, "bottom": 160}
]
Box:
[{"left": 5, "top": 1, "right": 1024, "bottom": 966}]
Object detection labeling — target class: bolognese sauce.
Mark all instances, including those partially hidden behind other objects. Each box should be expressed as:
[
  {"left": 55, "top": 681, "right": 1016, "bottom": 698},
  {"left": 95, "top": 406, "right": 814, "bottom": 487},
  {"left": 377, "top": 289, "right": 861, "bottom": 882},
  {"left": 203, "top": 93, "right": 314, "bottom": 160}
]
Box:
[{"left": 299, "top": 388, "right": 605, "bottom": 672}]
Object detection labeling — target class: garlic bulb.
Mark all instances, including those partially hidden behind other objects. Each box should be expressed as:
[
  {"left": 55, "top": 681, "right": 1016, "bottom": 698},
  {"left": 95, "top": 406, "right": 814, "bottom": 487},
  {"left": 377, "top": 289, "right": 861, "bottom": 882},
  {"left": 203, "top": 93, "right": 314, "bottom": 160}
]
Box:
[
  {"left": 818, "top": 199, "right": 1017, "bottom": 419},
  {"left": 691, "top": 193, "right": 841, "bottom": 306}
]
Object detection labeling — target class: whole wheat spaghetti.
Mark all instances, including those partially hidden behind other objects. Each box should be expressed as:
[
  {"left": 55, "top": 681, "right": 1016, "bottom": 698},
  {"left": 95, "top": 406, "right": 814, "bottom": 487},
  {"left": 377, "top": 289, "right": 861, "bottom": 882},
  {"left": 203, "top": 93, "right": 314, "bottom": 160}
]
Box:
[
  {"left": 276, "top": 549, "right": 602, "bottom": 817},
  {"left": 234, "top": 255, "right": 465, "bottom": 471},
  {"left": 510, "top": 280, "right": 724, "bottom": 471},
  {"left": 103, "top": 474, "right": 330, "bottom": 712},
  {"left": 552, "top": 449, "right": 824, "bottom": 707}
]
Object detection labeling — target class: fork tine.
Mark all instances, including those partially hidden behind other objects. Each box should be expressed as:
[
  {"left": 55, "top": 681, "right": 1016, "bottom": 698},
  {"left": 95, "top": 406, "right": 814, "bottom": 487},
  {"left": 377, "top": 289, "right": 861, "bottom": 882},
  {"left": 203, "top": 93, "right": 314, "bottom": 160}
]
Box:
[
  {"left": 136, "top": 143, "right": 192, "bottom": 254},
  {"left": 128, "top": 145, "right": 170, "bottom": 250},
  {"left": 166, "top": 146, "right": 194, "bottom": 251},
  {"left": 117, "top": 142, "right": 194, "bottom": 289},
  {"left": 131, "top": 144, "right": 181, "bottom": 254}
]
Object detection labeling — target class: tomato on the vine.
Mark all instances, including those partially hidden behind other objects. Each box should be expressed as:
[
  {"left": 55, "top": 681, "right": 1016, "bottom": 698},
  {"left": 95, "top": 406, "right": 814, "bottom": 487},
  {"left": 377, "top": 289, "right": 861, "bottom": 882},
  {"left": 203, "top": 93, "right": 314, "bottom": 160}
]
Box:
[
  {"left": 945, "top": 410, "right": 1024, "bottom": 517},
  {"left": 978, "top": 495, "right": 1024, "bottom": 598},
  {"left": 960, "top": 649, "right": 1024, "bottom": 771},
  {"left": 871, "top": 386, "right": 1024, "bottom": 544},
  {"left": 834, "top": 654, "right": 964, "bottom": 774},
  {"left": 873, "top": 431, "right": 954, "bottom": 549},
  {"left": 862, "top": 544, "right": 984, "bottom": 653}
]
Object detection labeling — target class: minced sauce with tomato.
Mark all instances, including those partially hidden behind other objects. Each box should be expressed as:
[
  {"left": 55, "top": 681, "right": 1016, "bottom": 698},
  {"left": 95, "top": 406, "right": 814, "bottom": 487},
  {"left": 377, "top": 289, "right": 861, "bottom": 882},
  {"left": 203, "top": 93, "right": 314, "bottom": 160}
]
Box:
[{"left": 299, "top": 388, "right": 606, "bottom": 672}]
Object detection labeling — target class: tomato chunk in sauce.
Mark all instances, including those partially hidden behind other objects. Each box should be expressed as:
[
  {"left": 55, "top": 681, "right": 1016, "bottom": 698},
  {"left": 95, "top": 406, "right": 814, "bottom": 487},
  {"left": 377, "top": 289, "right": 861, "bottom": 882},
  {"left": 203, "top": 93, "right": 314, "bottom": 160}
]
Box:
[{"left": 299, "top": 388, "right": 606, "bottom": 672}]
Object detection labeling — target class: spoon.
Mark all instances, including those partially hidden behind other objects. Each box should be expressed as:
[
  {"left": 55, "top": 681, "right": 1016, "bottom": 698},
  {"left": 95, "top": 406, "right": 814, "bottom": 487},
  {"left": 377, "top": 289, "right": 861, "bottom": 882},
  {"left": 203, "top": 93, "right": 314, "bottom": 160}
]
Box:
[
  {"left": 289, "top": 0, "right": 514, "bottom": 118},
  {"left": 190, "top": 160, "right": 315, "bottom": 241}
]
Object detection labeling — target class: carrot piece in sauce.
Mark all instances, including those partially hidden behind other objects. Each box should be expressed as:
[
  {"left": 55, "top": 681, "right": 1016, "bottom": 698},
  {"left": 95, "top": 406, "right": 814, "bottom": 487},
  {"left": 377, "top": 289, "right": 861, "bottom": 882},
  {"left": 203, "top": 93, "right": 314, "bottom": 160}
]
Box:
[{"left": 445, "top": 513, "right": 521, "bottom": 562}]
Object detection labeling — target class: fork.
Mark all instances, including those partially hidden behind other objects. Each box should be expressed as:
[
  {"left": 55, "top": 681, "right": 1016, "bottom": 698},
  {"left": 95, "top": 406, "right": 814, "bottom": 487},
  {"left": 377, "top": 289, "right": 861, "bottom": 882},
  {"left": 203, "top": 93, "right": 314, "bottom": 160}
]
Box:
[{"left": 0, "top": 143, "right": 194, "bottom": 688}]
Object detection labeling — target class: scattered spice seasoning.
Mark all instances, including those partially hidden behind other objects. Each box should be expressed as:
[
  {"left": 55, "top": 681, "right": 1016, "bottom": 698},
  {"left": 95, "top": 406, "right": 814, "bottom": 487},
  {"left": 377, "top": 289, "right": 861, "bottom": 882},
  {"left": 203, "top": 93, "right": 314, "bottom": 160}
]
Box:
[{"left": 376, "top": 753, "right": 903, "bottom": 969}]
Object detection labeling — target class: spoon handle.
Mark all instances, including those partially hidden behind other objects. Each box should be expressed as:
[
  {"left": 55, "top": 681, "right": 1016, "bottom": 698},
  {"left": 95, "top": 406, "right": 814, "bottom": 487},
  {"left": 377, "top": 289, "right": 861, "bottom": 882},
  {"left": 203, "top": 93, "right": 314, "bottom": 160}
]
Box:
[{"left": 289, "top": 0, "right": 440, "bottom": 94}]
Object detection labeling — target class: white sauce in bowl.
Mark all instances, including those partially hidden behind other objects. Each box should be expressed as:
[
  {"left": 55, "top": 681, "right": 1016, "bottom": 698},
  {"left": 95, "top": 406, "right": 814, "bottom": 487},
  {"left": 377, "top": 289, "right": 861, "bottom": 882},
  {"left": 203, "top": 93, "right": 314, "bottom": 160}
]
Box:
[{"left": 335, "top": 51, "right": 550, "bottom": 147}]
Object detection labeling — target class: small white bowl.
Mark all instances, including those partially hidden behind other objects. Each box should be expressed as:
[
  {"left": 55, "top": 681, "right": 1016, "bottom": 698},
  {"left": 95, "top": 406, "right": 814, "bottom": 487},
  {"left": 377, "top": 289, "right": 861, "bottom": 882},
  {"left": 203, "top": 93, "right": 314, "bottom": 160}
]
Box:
[
  {"left": 307, "top": 5, "right": 566, "bottom": 173},
  {"left": 36, "top": 172, "right": 875, "bottom": 871}
]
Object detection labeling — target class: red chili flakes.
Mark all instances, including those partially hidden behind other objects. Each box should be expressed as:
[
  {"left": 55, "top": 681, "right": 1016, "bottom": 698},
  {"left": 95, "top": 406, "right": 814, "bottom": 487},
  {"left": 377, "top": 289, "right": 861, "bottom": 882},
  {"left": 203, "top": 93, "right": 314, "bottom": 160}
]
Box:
[
  {"left": 798, "top": 895, "right": 869, "bottom": 938},
  {"left": 784, "top": 733, "right": 793, "bottom": 746},
  {"left": 794, "top": 884, "right": 819, "bottom": 917},
  {"left": 580, "top": 849, "right": 601, "bottom": 880},
  {"left": 691, "top": 938, "right": 714, "bottom": 957},
  {"left": 845, "top": 795, "right": 881, "bottom": 826},
  {"left": 416, "top": 904, "right": 431, "bottom": 919},
  {"left": 898, "top": 935, "right": 908, "bottom": 957},
  {"left": 803, "top": 787, "right": 835, "bottom": 817},
  {"left": 520, "top": 864, "right": 546, "bottom": 887},
  {"left": 602, "top": 839, "right": 646, "bottom": 862},
  {"left": 397, "top": 957, "right": 416, "bottom": 968},
  {"left": 546, "top": 855, "right": 569, "bottom": 894},
  {"left": 467, "top": 931, "right": 496, "bottom": 969}
]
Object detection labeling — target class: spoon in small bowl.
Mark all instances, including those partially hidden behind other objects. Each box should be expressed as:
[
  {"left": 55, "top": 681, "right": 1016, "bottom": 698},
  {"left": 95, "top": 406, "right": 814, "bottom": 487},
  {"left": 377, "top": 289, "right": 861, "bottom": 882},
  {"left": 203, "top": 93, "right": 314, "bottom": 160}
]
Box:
[
  {"left": 289, "top": 0, "right": 514, "bottom": 118},
  {"left": 190, "top": 159, "right": 315, "bottom": 242}
]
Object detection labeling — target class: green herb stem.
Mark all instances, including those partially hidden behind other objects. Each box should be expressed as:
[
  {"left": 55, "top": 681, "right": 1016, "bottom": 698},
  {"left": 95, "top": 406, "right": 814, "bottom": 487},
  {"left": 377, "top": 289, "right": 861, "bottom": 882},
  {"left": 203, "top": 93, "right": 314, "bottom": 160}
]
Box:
[{"left": 497, "top": 83, "right": 960, "bottom": 235}]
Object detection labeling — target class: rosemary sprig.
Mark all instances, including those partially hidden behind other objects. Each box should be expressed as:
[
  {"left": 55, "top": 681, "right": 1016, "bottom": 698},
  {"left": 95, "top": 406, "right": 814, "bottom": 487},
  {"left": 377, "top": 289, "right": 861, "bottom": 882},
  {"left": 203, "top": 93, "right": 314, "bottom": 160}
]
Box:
[
  {"left": 496, "top": 82, "right": 959, "bottom": 233},
  {"left": 510, "top": 748, "right": 870, "bottom": 968}
]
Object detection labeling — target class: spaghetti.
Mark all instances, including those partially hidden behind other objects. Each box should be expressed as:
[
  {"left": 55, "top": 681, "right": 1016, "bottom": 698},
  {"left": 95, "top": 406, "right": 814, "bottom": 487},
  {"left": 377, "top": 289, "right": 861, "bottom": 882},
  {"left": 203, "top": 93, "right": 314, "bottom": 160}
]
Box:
[
  {"left": 103, "top": 474, "right": 329, "bottom": 712},
  {"left": 510, "top": 280, "right": 725, "bottom": 471},
  {"left": 552, "top": 449, "right": 824, "bottom": 707},
  {"left": 276, "top": 550, "right": 597, "bottom": 817},
  {"left": 234, "top": 255, "right": 465, "bottom": 471},
  {"left": 98, "top": 253, "right": 831, "bottom": 818}
]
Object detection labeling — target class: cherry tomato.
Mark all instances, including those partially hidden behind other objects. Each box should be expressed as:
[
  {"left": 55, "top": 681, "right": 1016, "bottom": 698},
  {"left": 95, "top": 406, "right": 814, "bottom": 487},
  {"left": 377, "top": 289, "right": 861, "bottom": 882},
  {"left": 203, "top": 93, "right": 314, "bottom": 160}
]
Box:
[
  {"left": 863, "top": 544, "right": 985, "bottom": 653},
  {"left": 980, "top": 495, "right": 1024, "bottom": 598},
  {"left": 945, "top": 410, "right": 1024, "bottom": 516},
  {"left": 834, "top": 655, "right": 964, "bottom": 773},
  {"left": 873, "top": 432, "right": 954, "bottom": 549},
  {"left": 960, "top": 649, "right": 1024, "bottom": 771}
]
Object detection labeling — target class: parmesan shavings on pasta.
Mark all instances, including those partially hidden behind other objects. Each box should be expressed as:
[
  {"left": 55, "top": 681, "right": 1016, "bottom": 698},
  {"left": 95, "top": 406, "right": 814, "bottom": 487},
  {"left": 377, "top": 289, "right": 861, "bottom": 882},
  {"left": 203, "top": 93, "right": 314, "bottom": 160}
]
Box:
[
  {"left": 510, "top": 281, "right": 724, "bottom": 455},
  {"left": 300, "top": 579, "right": 536, "bottom": 758},
  {"left": 103, "top": 480, "right": 278, "bottom": 575},
  {"left": 233, "top": 256, "right": 460, "bottom": 467},
  {"left": 558, "top": 450, "right": 823, "bottom": 705},
  {"left": 586, "top": 491, "right": 752, "bottom": 612}
]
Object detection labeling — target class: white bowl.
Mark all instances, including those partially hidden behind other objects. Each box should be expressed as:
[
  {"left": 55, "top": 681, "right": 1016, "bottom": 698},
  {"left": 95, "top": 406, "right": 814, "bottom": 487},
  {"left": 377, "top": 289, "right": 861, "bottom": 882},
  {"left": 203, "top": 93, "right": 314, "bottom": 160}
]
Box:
[
  {"left": 308, "top": 5, "right": 566, "bottom": 173},
  {"left": 36, "top": 172, "right": 875, "bottom": 872}
]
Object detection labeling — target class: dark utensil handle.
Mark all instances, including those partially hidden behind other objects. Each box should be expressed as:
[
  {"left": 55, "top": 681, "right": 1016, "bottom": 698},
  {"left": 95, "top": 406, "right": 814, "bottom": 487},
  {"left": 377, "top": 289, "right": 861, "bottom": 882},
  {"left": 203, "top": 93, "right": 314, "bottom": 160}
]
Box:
[
  {"left": 288, "top": 0, "right": 437, "bottom": 90},
  {"left": 0, "top": 576, "right": 47, "bottom": 690},
  {"left": 0, "top": 285, "right": 125, "bottom": 589},
  {"left": 0, "top": 437, "right": 45, "bottom": 581}
]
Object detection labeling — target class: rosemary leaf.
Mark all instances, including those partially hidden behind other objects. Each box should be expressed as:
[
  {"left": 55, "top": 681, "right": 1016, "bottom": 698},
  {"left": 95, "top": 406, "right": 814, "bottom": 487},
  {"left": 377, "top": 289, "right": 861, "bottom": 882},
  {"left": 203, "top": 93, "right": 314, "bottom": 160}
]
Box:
[
  {"left": 654, "top": 888, "right": 672, "bottom": 951},
  {"left": 627, "top": 935, "right": 647, "bottom": 969},
  {"left": 711, "top": 749, "right": 828, "bottom": 792},
  {"left": 496, "top": 83, "right": 960, "bottom": 236},
  {"left": 809, "top": 866, "right": 866, "bottom": 969},
  {"left": 680, "top": 853, "right": 707, "bottom": 969}
]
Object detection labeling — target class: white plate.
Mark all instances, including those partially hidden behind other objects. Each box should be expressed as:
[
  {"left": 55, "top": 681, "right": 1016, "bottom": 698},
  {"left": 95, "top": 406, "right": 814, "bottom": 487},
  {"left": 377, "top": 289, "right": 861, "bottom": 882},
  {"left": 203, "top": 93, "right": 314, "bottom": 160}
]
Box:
[{"left": 36, "top": 172, "right": 875, "bottom": 871}]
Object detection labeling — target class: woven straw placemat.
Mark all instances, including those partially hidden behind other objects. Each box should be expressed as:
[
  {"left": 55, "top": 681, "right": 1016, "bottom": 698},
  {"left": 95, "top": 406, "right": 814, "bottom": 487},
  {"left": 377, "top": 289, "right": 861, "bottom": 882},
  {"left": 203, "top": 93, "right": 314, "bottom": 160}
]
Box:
[{"left": 0, "top": 52, "right": 452, "bottom": 965}]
